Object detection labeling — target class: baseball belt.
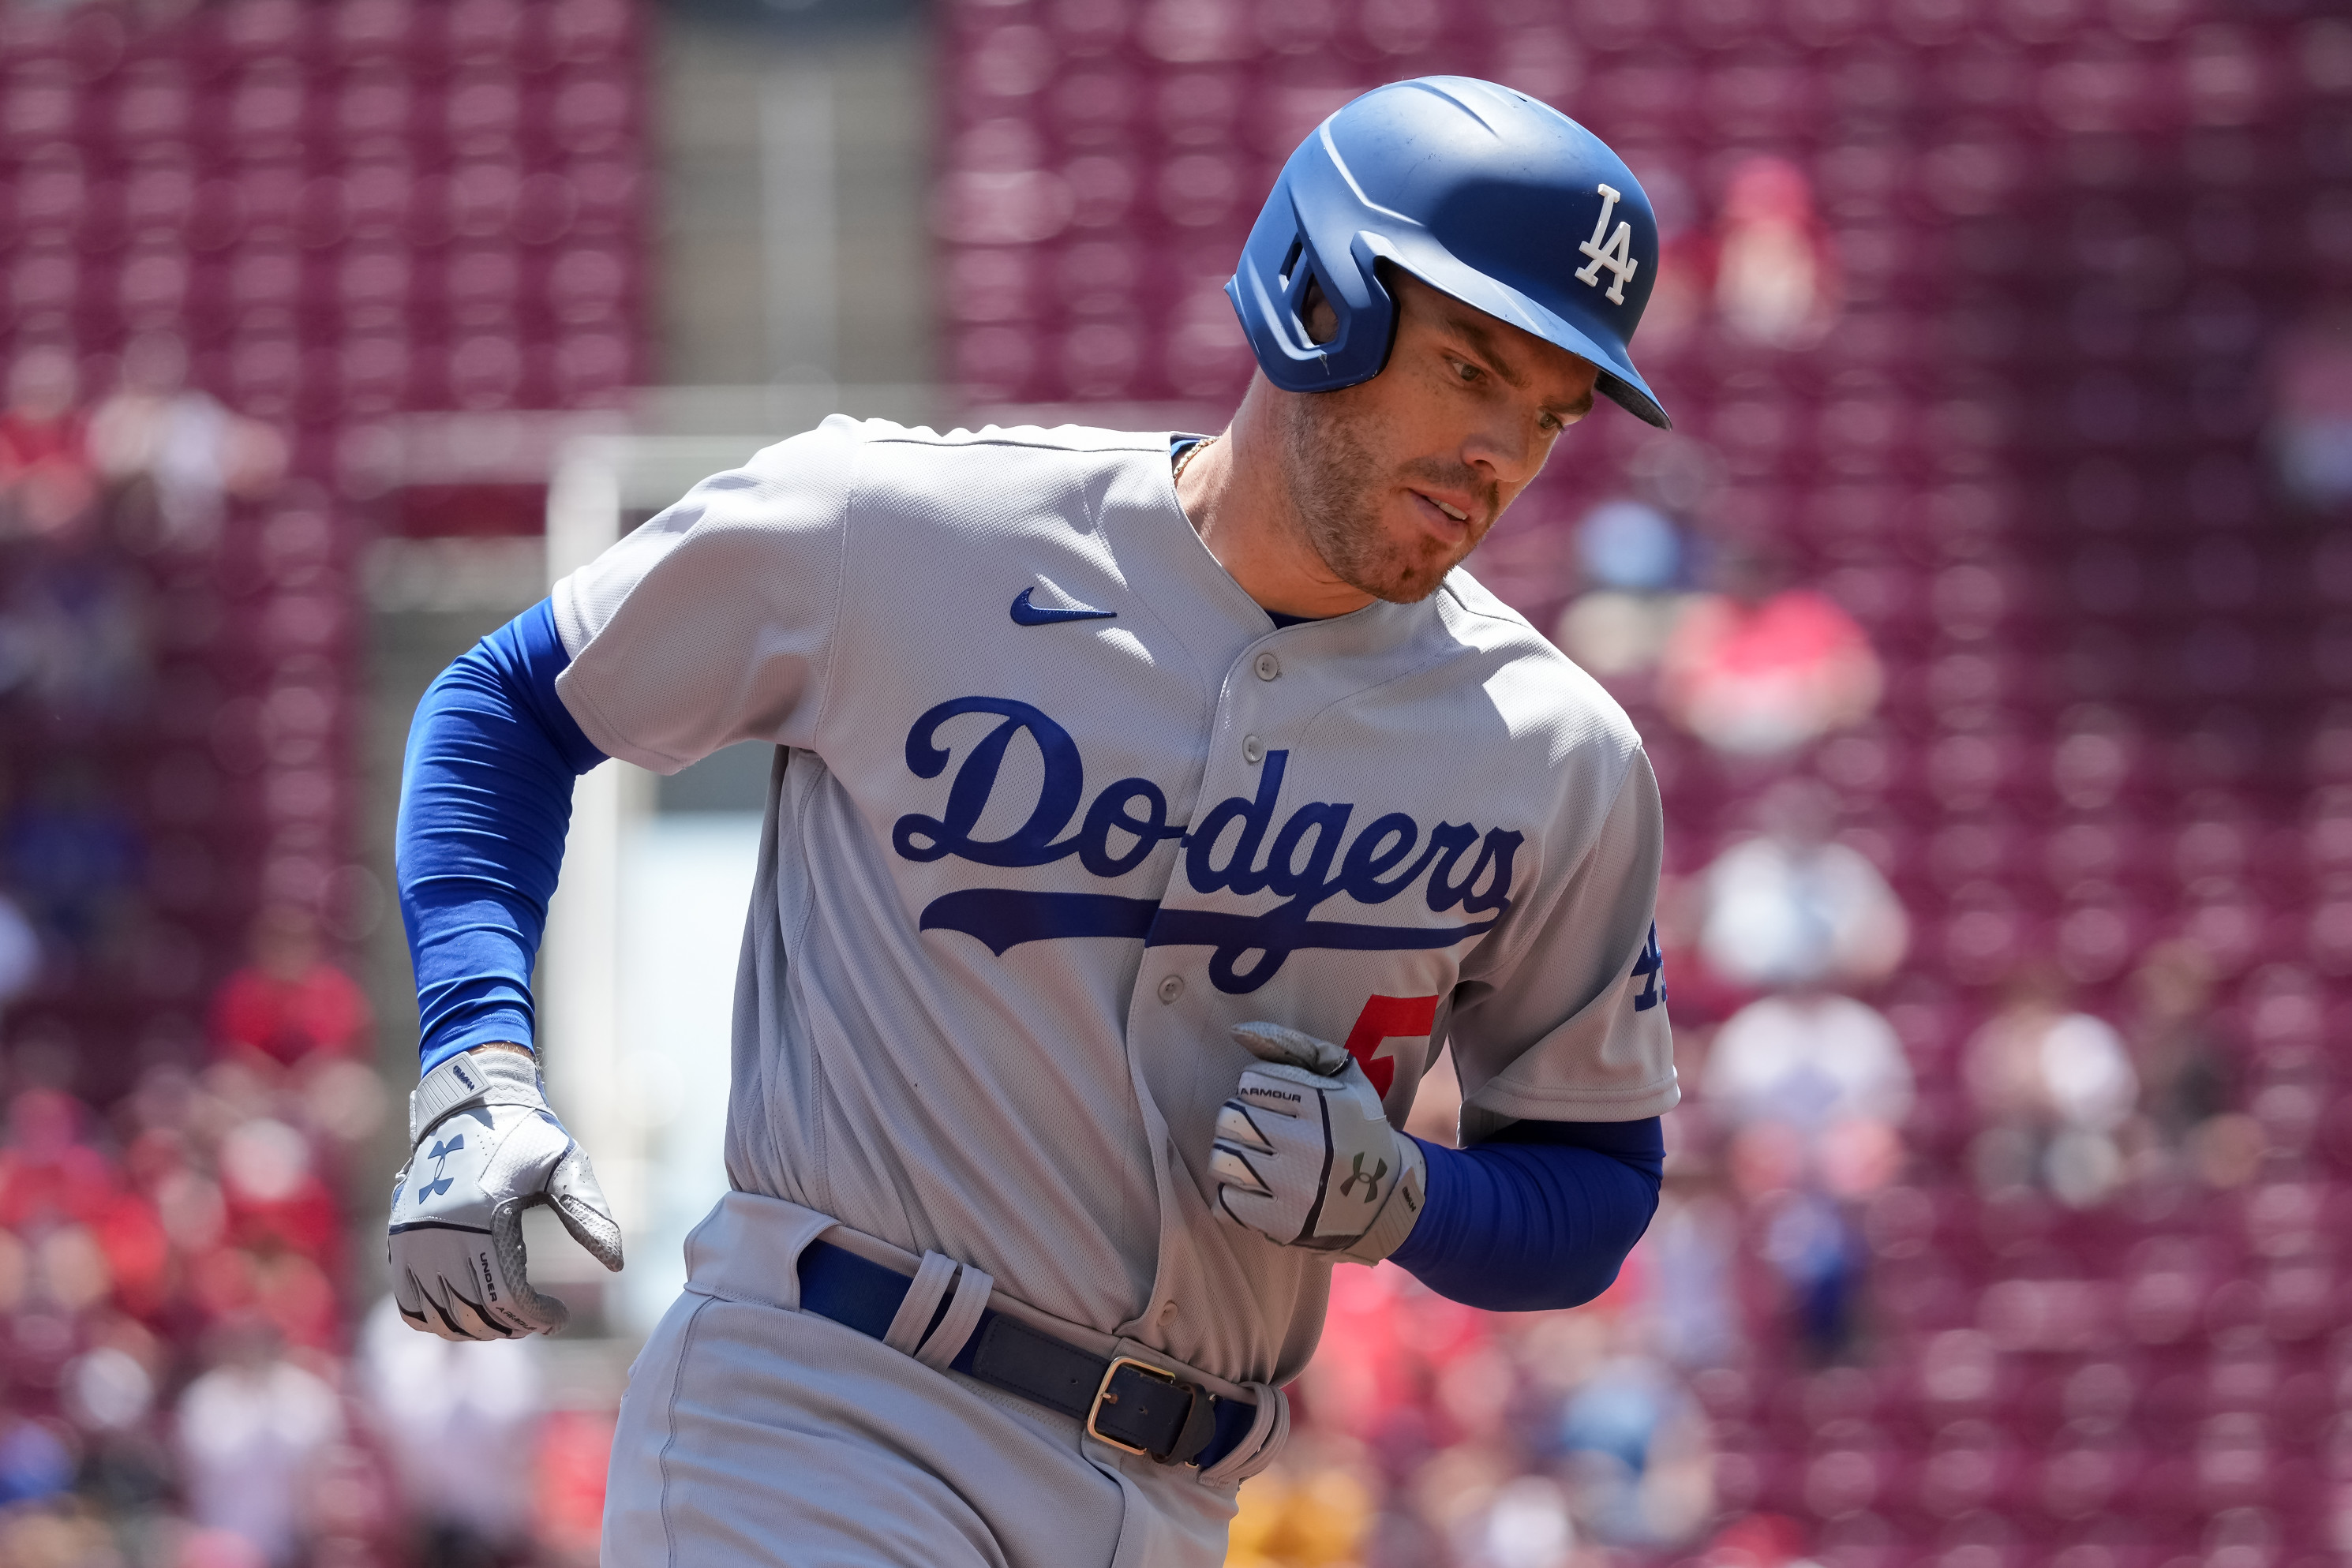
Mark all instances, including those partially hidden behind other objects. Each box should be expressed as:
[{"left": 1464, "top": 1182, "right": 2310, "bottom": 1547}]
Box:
[{"left": 796, "top": 1237, "right": 1257, "bottom": 1469}]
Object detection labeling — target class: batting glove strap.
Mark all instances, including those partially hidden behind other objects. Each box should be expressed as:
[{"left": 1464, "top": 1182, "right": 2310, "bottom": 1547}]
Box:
[
  {"left": 407, "top": 1046, "right": 546, "bottom": 1143},
  {"left": 1335, "top": 1133, "right": 1427, "bottom": 1266}
]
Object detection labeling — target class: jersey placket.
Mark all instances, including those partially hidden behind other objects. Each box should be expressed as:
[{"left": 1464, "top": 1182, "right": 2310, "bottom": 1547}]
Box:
[{"left": 1110, "top": 621, "right": 1321, "bottom": 1372}]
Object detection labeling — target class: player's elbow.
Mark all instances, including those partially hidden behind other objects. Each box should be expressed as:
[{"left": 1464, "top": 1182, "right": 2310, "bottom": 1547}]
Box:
[
  {"left": 1474, "top": 1231, "right": 1644, "bottom": 1313},
  {"left": 1424, "top": 1196, "right": 1662, "bottom": 1312},
  {"left": 1533, "top": 1248, "right": 1633, "bottom": 1312}
]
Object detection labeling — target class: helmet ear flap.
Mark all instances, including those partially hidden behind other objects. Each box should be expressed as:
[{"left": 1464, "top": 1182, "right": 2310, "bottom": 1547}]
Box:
[
  {"left": 1277, "top": 230, "right": 1398, "bottom": 378},
  {"left": 1276, "top": 235, "right": 1332, "bottom": 354},
  {"left": 1225, "top": 186, "right": 1399, "bottom": 391},
  {"left": 1274, "top": 236, "right": 1315, "bottom": 343}
]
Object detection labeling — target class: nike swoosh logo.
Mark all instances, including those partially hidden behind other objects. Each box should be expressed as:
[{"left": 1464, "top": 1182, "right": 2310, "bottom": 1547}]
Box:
[{"left": 1011, "top": 587, "right": 1117, "bottom": 627}]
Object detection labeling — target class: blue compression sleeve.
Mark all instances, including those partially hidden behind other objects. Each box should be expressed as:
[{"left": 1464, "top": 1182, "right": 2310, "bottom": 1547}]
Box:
[
  {"left": 1388, "top": 1118, "right": 1665, "bottom": 1312},
  {"left": 397, "top": 599, "right": 607, "bottom": 1072}
]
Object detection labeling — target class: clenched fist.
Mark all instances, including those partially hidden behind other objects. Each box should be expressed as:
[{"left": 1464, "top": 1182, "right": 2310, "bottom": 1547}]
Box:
[
  {"left": 388, "top": 1046, "right": 623, "bottom": 1340},
  {"left": 1208, "top": 1023, "right": 1426, "bottom": 1263}
]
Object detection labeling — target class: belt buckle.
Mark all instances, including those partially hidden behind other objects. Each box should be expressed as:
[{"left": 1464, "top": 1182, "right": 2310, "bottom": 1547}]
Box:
[{"left": 1086, "top": 1355, "right": 1178, "bottom": 1458}]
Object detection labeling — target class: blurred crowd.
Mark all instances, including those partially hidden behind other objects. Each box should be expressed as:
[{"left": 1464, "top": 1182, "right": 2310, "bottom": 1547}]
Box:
[
  {"left": 0, "top": 899, "right": 606, "bottom": 1568},
  {"left": 0, "top": 333, "right": 279, "bottom": 1026},
  {"left": 0, "top": 335, "right": 609, "bottom": 1567}
]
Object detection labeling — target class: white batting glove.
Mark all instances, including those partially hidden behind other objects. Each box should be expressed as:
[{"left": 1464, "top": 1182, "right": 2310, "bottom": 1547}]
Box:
[
  {"left": 388, "top": 1048, "right": 623, "bottom": 1340},
  {"left": 1209, "top": 1023, "right": 1427, "bottom": 1264}
]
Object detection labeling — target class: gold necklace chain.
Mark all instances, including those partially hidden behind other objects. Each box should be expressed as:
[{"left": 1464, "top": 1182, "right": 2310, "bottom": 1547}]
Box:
[{"left": 1173, "top": 435, "right": 1216, "bottom": 483}]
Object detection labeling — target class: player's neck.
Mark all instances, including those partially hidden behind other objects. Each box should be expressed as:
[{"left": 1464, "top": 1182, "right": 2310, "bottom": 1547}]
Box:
[{"left": 1175, "top": 385, "right": 1375, "bottom": 620}]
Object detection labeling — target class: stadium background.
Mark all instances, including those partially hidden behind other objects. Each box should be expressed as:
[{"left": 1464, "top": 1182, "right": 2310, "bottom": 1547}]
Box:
[{"left": 0, "top": 0, "right": 2345, "bottom": 1564}]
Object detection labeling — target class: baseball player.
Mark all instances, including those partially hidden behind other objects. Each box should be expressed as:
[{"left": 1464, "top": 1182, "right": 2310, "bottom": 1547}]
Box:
[{"left": 390, "top": 77, "right": 1677, "bottom": 1566}]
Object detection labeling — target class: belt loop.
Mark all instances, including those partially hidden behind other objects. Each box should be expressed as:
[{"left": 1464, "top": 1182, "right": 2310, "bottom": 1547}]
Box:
[
  {"left": 1196, "top": 1381, "right": 1290, "bottom": 1488},
  {"left": 882, "top": 1252, "right": 959, "bottom": 1357},
  {"left": 914, "top": 1263, "right": 993, "bottom": 1371}
]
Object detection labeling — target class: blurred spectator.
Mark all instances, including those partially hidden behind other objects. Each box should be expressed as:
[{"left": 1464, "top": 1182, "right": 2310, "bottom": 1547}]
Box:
[
  {"left": 1578, "top": 500, "right": 1683, "bottom": 594},
  {"left": 0, "top": 347, "right": 99, "bottom": 541},
  {"left": 358, "top": 1295, "right": 545, "bottom": 1566},
  {"left": 65, "top": 1319, "right": 173, "bottom": 1522},
  {"left": 174, "top": 1319, "right": 343, "bottom": 1567},
  {"left": 1696, "top": 780, "right": 1908, "bottom": 994},
  {"left": 1695, "top": 1514, "right": 1810, "bottom": 1568},
  {"left": 1756, "top": 1185, "right": 1863, "bottom": 1365},
  {"left": 2, "top": 765, "right": 140, "bottom": 973},
  {"left": 1643, "top": 1171, "right": 1742, "bottom": 1371},
  {"left": 1549, "top": 1345, "right": 1715, "bottom": 1548},
  {"left": 1628, "top": 167, "right": 1702, "bottom": 351},
  {"left": 0, "top": 886, "right": 40, "bottom": 1017},
  {"left": 0, "top": 1414, "right": 75, "bottom": 1506},
  {"left": 1706, "top": 990, "right": 1911, "bottom": 1362},
  {"left": 1963, "top": 966, "right": 2137, "bottom": 1208},
  {"left": 215, "top": 1117, "right": 345, "bottom": 1310},
  {"left": 1552, "top": 440, "right": 1728, "bottom": 683},
  {"left": 0, "top": 1089, "right": 117, "bottom": 1232},
  {"left": 0, "top": 522, "right": 151, "bottom": 723},
  {"left": 2122, "top": 940, "right": 2234, "bottom": 1153},
  {"left": 87, "top": 334, "right": 286, "bottom": 551},
  {"left": 1463, "top": 1474, "right": 1575, "bottom": 1567},
  {"left": 1706, "top": 991, "right": 1913, "bottom": 1190},
  {"left": 1713, "top": 155, "right": 1841, "bottom": 350},
  {"left": 1553, "top": 498, "right": 1690, "bottom": 679},
  {"left": 532, "top": 1406, "right": 617, "bottom": 1564},
  {"left": 208, "top": 906, "right": 372, "bottom": 1071},
  {"left": 204, "top": 907, "right": 385, "bottom": 1211},
  {"left": 1225, "top": 1451, "right": 1370, "bottom": 1568},
  {"left": 2269, "top": 309, "right": 2352, "bottom": 509},
  {"left": 1659, "top": 545, "right": 1881, "bottom": 757}
]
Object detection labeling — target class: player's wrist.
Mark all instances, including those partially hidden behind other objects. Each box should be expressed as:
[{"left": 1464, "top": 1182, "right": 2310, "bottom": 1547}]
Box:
[
  {"left": 1337, "top": 1127, "right": 1427, "bottom": 1265},
  {"left": 409, "top": 1043, "right": 548, "bottom": 1143}
]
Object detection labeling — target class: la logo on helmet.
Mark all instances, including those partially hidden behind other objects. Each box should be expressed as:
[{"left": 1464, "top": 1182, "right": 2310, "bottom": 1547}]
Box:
[{"left": 1575, "top": 182, "right": 1640, "bottom": 305}]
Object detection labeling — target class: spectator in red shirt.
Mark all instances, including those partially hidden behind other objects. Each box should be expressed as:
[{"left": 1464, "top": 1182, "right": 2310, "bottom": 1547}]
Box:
[
  {"left": 0, "top": 346, "right": 98, "bottom": 541},
  {"left": 1660, "top": 543, "right": 1882, "bottom": 757},
  {"left": 0, "top": 1087, "right": 115, "bottom": 1232},
  {"left": 207, "top": 906, "right": 370, "bottom": 1071}
]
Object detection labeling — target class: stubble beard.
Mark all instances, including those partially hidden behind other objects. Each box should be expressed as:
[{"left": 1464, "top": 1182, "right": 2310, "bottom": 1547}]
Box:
[{"left": 1276, "top": 390, "right": 1497, "bottom": 605}]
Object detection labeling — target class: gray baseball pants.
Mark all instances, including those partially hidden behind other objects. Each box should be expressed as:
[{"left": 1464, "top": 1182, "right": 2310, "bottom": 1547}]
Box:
[{"left": 601, "top": 1193, "right": 1248, "bottom": 1567}]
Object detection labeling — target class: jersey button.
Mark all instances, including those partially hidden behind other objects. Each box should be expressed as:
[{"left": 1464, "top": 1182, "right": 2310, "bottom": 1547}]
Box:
[
  {"left": 1157, "top": 975, "right": 1185, "bottom": 1004},
  {"left": 1254, "top": 652, "right": 1280, "bottom": 681},
  {"left": 1242, "top": 735, "right": 1264, "bottom": 764}
]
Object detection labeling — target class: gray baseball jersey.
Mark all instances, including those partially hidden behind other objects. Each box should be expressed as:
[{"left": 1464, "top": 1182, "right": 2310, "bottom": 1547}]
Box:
[{"left": 550, "top": 416, "right": 1677, "bottom": 1388}]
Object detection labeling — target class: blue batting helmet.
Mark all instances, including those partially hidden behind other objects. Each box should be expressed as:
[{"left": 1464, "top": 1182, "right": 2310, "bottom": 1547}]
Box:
[{"left": 1226, "top": 77, "right": 1671, "bottom": 428}]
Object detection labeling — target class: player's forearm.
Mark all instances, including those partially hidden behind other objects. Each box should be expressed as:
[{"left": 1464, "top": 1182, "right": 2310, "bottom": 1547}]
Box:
[
  {"left": 398, "top": 599, "right": 608, "bottom": 1071},
  {"left": 1387, "top": 1117, "right": 1664, "bottom": 1312}
]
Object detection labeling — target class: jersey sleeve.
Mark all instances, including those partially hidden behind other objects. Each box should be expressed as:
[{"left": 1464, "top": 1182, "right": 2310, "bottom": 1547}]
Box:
[
  {"left": 1444, "top": 746, "right": 1677, "bottom": 1142},
  {"left": 549, "top": 416, "right": 861, "bottom": 774}
]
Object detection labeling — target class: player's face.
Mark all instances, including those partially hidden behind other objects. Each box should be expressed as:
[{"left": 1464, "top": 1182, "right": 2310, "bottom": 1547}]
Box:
[{"left": 1276, "top": 271, "right": 1601, "bottom": 604}]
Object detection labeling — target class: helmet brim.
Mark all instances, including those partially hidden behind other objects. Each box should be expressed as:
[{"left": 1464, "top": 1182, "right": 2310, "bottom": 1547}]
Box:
[{"left": 1369, "top": 239, "right": 1672, "bottom": 431}]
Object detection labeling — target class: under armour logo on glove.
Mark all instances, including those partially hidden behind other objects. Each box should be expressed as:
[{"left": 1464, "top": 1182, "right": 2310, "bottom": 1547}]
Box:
[
  {"left": 418, "top": 1133, "right": 464, "bottom": 1201},
  {"left": 1208, "top": 1022, "right": 1426, "bottom": 1265}
]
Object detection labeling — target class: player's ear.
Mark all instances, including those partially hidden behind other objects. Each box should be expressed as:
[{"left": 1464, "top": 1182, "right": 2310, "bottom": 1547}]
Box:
[{"left": 1300, "top": 275, "right": 1339, "bottom": 346}]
